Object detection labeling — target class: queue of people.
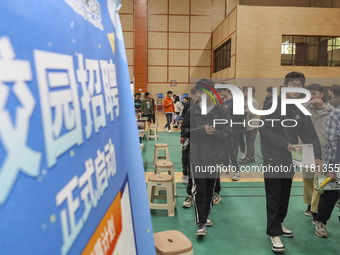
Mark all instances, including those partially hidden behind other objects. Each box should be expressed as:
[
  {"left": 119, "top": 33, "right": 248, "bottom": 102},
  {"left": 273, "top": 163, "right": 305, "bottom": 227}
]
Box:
[{"left": 137, "top": 78, "right": 340, "bottom": 253}]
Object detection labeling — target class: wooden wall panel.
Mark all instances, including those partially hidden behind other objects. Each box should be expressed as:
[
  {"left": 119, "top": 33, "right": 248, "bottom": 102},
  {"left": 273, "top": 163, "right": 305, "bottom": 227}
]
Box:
[
  {"left": 128, "top": 66, "right": 134, "bottom": 82},
  {"left": 148, "top": 50, "right": 168, "bottom": 65},
  {"left": 123, "top": 31, "right": 134, "bottom": 48},
  {"left": 190, "top": 67, "right": 211, "bottom": 78},
  {"left": 148, "top": 0, "right": 168, "bottom": 14},
  {"left": 190, "top": 50, "right": 211, "bottom": 66},
  {"left": 212, "top": 0, "right": 226, "bottom": 30},
  {"left": 190, "top": 33, "right": 211, "bottom": 50},
  {"left": 191, "top": 0, "right": 212, "bottom": 15},
  {"left": 236, "top": 5, "right": 340, "bottom": 79},
  {"left": 169, "top": 33, "right": 189, "bottom": 49},
  {"left": 148, "top": 15, "right": 168, "bottom": 31},
  {"left": 147, "top": 83, "right": 191, "bottom": 97},
  {"left": 169, "top": 67, "right": 189, "bottom": 82},
  {"left": 120, "top": 0, "right": 134, "bottom": 13},
  {"left": 222, "top": 19, "right": 229, "bottom": 39},
  {"left": 191, "top": 16, "right": 212, "bottom": 32},
  {"left": 228, "top": 10, "right": 237, "bottom": 33},
  {"left": 126, "top": 49, "right": 134, "bottom": 65},
  {"left": 169, "top": 50, "right": 189, "bottom": 66},
  {"left": 239, "top": 0, "right": 309, "bottom": 7},
  {"left": 148, "top": 32, "right": 168, "bottom": 48},
  {"left": 134, "top": 0, "right": 148, "bottom": 92},
  {"left": 148, "top": 67, "right": 168, "bottom": 82},
  {"left": 169, "top": 16, "right": 190, "bottom": 32},
  {"left": 120, "top": 14, "right": 133, "bottom": 31},
  {"left": 169, "top": 0, "right": 190, "bottom": 14}
]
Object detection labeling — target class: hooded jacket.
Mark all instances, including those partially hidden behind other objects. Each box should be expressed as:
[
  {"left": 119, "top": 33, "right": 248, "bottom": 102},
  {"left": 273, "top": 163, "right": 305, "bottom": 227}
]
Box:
[
  {"left": 259, "top": 96, "right": 322, "bottom": 163},
  {"left": 181, "top": 103, "right": 232, "bottom": 166},
  {"left": 304, "top": 102, "right": 334, "bottom": 158}
]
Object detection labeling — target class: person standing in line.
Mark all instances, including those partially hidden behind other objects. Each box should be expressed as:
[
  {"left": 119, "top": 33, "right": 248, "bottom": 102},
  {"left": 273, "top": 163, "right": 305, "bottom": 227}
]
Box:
[
  {"left": 302, "top": 84, "right": 333, "bottom": 218},
  {"left": 240, "top": 86, "right": 259, "bottom": 165},
  {"left": 163, "top": 90, "right": 175, "bottom": 133},
  {"left": 134, "top": 92, "right": 142, "bottom": 113},
  {"left": 259, "top": 71, "right": 322, "bottom": 253},
  {"left": 173, "top": 96, "right": 183, "bottom": 128},
  {"left": 181, "top": 79, "right": 231, "bottom": 236},
  {"left": 141, "top": 92, "right": 154, "bottom": 123},
  {"left": 263, "top": 86, "right": 273, "bottom": 108},
  {"left": 327, "top": 84, "right": 340, "bottom": 108},
  {"left": 314, "top": 105, "right": 340, "bottom": 238},
  {"left": 217, "top": 87, "right": 242, "bottom": 182},
  {"left": 149, "top": 93, "right": 156, "bottom": 124}
]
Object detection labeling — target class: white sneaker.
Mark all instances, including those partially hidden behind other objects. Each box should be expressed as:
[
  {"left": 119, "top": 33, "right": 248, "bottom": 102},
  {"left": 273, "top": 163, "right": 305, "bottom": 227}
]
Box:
[
  {"left": 282, "top": 225, "right": 294, "bottom": 237},
  {"left": 240, "top": 152, "right": 246, "bottom": 160},
  {"left": 232, "top": 172, "right": 240, "bottom": 181},
  {"left": 182, "top": 175, "right": 188, "bottom": 184},
  {"left": 168, "top": 129, "right": 172, "bottom": 133},
  {"left": 270, "top": 236, "right": 285, "bottom": 253}
]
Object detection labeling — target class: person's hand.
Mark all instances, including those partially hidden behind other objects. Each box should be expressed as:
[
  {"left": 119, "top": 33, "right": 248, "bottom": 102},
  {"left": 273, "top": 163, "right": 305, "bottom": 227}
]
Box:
[
  {"left": 315, "top": 159, "right": 322, "bottom": 172},
  {"left": 326, "top": 172, "right": 336, "bottom": 181},
  {"left": 180, "top": 137, "right": 184, "bottom": 144},
  {"left": 309, "top": 98, "right": 325, "bottom": 109},
  {"left": 287, "top": 143, "right": 294, "bottom": 152},
  {"left": 204, "top": 124, "right": 215, "bottom": 134}
]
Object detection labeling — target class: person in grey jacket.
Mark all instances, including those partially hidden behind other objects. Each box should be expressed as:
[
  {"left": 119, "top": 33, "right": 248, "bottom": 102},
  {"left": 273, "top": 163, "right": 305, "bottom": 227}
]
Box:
[{"left": 303, "top": 84, "right": 334, "bottom": 218}]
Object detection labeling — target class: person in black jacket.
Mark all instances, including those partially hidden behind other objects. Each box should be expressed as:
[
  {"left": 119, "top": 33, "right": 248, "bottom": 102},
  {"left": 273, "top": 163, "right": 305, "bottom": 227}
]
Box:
[
  {"left": 181, "top": 79, "right": 232, "bottom": 236},
  {"left": 259, "top": 72, "right": 322, "bottom": 253}
]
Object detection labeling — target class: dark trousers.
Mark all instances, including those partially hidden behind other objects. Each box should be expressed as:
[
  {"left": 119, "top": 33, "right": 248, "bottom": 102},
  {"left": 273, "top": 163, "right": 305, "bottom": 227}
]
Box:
[
  {"left": 165, "top": 113, "right": 172, "bottom": 130},
  {"left": 245, "top": 128, "right": 257, "bottom": 160},
  {"left": 142, "top": 114, "right": 153, "bottom": 123},
  {"left": 191, "top": 168, "right": 218, "bottom": 224},
  {"left": 233, "top": 134, "right": 245, "bottom": 158},
  {"left": 151, "top": 113, "right": 155, "bottom": 123},
  {"left": 182, "top": 144, "right": 190, "bottom": 176},
  {"left": 215, "top": 178, "right": 221, "bottom": 194},
  {"left": 264, "top": 161, "right": 294, "bottom": 236},
  {"left": 315, "top": 190, "right": 340, "bottom": 224},
  {"left": 227, "top": 136, "right": 240, "bottom": 173}
]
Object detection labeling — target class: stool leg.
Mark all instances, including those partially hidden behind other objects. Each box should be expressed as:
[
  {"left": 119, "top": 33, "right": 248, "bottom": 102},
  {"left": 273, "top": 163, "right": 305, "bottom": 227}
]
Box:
[
  {"left": 165, "top": 148, "right": 170, "bottom": 161},
  {"left": 167, "top": 183, "right": 175, "bottom": 217}
]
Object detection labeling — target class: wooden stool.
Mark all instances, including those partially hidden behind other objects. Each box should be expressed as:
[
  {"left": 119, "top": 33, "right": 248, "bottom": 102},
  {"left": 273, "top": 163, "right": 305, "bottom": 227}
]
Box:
[
  {"left": 155, "top": 161, "right": 176, "bottom": 196},
  {"left": 154, "top": 144, "right": 170, "bottom": 164},
  {"left": 148, "top": 174, "right": 176, "bottom": 217},
  {"left": 154, "top": 230, "right": 193, "bottom": 255},
  {"left": 147, "top": 126, "right": 158, "bottom": 140}
]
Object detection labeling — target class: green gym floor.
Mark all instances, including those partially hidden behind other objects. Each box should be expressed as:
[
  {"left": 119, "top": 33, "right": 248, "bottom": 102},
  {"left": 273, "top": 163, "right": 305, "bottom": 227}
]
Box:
[{"left": 142, "top": 131, "right": 340, "bottom": 255}]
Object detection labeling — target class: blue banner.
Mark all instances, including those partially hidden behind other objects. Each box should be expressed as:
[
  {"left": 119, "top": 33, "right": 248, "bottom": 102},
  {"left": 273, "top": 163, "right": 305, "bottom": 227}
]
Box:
[{"left": 0, "top": 1, "right": 154, "bottom": 254}]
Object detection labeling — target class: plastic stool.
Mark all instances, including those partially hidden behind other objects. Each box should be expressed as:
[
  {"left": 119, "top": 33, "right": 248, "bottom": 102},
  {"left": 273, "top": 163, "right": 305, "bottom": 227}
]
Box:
[
  {"left": 147, "top": 126, "right": 158, "bottom": 140},
  {"left": 154, "top": 144, "right": 170, "bottom": 164},
  {"left": 154, "top": 230, "right": 193, "bottom": 255},
  {"left": 148, "top": 174, "right": 176, "bottom": 217},
  {"left": 155, "top": 160, "right": 176, "bottom": 196}
]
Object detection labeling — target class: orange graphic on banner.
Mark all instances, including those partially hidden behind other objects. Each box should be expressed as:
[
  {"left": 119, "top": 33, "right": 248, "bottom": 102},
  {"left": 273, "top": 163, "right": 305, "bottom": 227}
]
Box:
[{"left": 82, "top": 191, "right": 123, "bottom": 255}]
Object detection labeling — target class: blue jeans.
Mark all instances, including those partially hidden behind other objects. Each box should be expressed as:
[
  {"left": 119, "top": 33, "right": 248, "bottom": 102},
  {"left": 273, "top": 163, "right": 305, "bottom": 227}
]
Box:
[{"left": 165, "top": 113, "right": 172, "bottom": 130}]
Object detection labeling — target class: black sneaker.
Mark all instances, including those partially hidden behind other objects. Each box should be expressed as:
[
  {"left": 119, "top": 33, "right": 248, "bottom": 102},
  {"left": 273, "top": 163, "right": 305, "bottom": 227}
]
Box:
[
  {"left": 196, "top": 223, "right": 207, "bottom": 236},
  {"left": 305, "top": 204, "right": 312, "bottom": 217}
]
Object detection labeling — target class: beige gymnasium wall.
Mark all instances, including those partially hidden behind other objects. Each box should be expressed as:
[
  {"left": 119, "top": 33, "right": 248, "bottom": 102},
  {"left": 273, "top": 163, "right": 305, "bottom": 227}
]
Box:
[
  {"left": 211, "top": 6, "right": 237, "bottom": 82},
  {"left": 119, "top": 0, "right": 134, "bottom": 83},
  {"left": 211, "top": 5, "right": 340, "bottom": 106},
  {"left": 146, "top": 0, "right": 226, "bottom": 97}
]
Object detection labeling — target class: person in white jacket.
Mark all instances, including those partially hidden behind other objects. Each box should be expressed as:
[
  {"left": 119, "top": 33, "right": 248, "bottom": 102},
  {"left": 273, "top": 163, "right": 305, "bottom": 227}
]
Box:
[{"left": 173, "top": 97, "right": 183, "bottom": 128}]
